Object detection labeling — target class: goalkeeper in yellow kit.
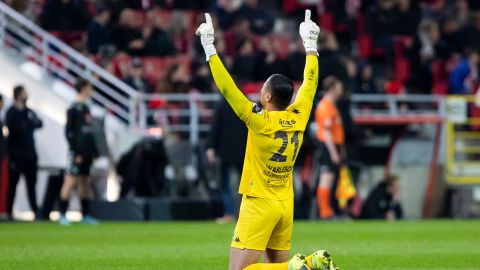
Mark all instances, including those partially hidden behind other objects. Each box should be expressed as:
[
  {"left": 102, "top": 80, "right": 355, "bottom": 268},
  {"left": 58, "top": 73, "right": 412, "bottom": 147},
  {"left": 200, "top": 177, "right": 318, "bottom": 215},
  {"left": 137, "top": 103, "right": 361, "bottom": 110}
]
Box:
[{"left": 196, "top": 10, "right": 339, "bottom": 270}]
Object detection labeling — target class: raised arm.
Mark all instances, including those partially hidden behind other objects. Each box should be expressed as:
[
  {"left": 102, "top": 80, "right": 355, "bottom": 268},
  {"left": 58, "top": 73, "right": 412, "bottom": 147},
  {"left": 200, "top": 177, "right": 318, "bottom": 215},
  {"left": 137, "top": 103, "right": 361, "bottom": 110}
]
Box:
[
  {"left": 290, "top": 54, "right": 318, "bottom": 110},
  {"left": 289, "top": 10, "right": 320, "bottom": 121},
  {"left": 196, "top": 13, "right": 252, "bottom": 120}
]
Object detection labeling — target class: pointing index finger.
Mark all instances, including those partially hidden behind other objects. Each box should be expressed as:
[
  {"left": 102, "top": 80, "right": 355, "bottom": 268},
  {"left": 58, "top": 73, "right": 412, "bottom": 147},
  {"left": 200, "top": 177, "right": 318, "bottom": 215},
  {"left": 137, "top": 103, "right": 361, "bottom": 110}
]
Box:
[
  {"left": 305, "top": 10, "right": 311, "bottom": 22},
  {"left": 205, "top": 13, "right": 212, "bottom": 25}
]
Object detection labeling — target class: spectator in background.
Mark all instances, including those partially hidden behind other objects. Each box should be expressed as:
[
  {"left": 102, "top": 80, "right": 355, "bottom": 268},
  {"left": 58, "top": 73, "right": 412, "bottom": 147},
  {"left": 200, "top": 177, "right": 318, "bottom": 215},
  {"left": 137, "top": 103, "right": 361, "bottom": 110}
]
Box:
[
  {"left": 285, "top": 37, "right": 306, "bottom": 81},
  {"left": 344, "top": 58, "right": 358, "bottom": 93},
  {"left": 41, "top": 0, "right": 89, "bottom": 31},
  {"left": 59, "top": 79, "right": 99, "bottom": 226},
  {"left": 315, "top": 77, "right": 345, "bottom": 219},
  {"left": 449, "top": 48, "right": 479, "bottom": 94},
  {"left": 232, "top": 39, "right": 255, "bottom": 81},
  {"left": 441, "top": 16, "right": 463, "bottom": 57},
  {"left": 224, "top": 16, "right": 253, "bottom": 56},
  {"left": 452, "top": 0, "right": 471, "bottom": 28},
  {"left": 143, "top": 10, "right": 176, "bottom": 56},
  {"left": 206, "top": 96, "right": 247, "bottom": 224},
  {"left": 422, "top": 0, "right": 447, "bottom": 23},
  {"left": 235, "top": 0, "right": 274, "bottom": 35},
  {"left": 87, "top": 6, "right": 111, "bottom": 55},
  {"left": 6, "top": 85, "right": 43, "bottom": 221},
  {"left": 124, "top": 58, "right": 153, "bottom": 94},
  {"left": 396, "top": 0, "right": 421, "bottom": 36},
  {"left": 407, "top": 19, "right": 444, "bottom": 93},
  {"left": 355, "top": 63, "right": 379, "bottom": 94},
  {"left": 318, "top": 32, "right": 348, "bottom": 86},
  {"left": 156, "top": 64, "right": 190, "bottom": 94},
  {"left": 253, "top": 36, "right": 286, "bottom": 81},
  {"left": 210, "top": 0, "right": 236, "bottom": 30},
  {"left": 361, "top": 175, "right": 403, "bottom": 220},
  {"left": 190, "top": 61, "right": 212, "bottom": 93},
  {"left": 4, "top": 0, "right": 34, "bottom": 19},
  {"left": 366, "top": 0, "right": 398, "bottom": 66},
  {"left": 459, "top": 12, "right": 480, "bottom": 50},
  {"left": 167, "top": 11, "right": 190, "bottom": 54},
  {"left": 111, "top": 8, "right": 144, "bottom": 55}
]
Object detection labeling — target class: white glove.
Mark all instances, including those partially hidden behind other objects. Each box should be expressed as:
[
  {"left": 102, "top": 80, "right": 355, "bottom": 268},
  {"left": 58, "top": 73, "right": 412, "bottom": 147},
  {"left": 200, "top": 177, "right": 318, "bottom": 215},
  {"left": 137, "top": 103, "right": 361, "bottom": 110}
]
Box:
[
  {"left": 299, "top": 10, "right": 320, "bottom": 53},
  {"left": 195, "top": 13, "right": 217, "bottom": 61}
]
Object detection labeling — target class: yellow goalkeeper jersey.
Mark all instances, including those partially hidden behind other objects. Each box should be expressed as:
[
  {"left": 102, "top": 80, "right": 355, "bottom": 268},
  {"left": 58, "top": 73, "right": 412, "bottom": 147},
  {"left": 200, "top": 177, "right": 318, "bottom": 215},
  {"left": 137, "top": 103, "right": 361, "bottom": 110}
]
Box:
[{"left": 209, "top": 54, "right": 318, "bottom": 200}]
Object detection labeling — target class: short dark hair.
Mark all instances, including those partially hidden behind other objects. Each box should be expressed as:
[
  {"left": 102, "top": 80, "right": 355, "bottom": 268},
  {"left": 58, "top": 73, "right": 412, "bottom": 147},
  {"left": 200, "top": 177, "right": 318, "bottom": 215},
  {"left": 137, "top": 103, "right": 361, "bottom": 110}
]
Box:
[
  {"left": 74, "top": 78, "right": 91, "bottom": 93},
  {"left": 322, "top": 76, "right": 340, "bottom": 92},
  {"left": 266, "top": 74, "right": 294, "bottom": 109},
  {"left": 13, "top": 85, "right": 25, "bottom": 100}
]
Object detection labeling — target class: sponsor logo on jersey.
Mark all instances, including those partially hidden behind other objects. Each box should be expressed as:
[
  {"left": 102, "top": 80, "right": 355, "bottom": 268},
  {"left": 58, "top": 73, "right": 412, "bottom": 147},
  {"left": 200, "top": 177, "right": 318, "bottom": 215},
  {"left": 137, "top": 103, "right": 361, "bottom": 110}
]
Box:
[{"left": 279, "top": 119, "right": 296, "bottom": 128}]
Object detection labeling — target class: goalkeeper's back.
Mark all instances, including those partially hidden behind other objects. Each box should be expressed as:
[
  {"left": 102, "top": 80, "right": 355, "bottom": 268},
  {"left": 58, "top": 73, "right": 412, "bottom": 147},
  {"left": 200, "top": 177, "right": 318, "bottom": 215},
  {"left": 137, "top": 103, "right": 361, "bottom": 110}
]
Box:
[
  {"left": 197, "top": 9, "right": 319, "bottom": 201},
  {"left": 208, "top": 54, "right": 318, "bottom": 200}
]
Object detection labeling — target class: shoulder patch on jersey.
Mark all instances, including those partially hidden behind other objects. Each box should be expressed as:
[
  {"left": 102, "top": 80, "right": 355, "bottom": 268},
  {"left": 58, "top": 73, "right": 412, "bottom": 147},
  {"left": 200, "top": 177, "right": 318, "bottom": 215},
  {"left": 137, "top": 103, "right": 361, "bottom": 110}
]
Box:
[
  {"left": 292, "top": 108, "right": 300, "bottom": 114},
  {"left": 252, "top": 103, "right": 263, "bottom": 114}
]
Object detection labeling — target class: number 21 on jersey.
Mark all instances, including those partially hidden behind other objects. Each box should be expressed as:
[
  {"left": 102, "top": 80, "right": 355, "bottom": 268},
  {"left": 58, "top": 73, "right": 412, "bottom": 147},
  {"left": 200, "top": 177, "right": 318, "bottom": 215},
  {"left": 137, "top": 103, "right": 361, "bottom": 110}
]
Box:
[{"left": 269, "top": 131, "right": 300, "bottom": 162}]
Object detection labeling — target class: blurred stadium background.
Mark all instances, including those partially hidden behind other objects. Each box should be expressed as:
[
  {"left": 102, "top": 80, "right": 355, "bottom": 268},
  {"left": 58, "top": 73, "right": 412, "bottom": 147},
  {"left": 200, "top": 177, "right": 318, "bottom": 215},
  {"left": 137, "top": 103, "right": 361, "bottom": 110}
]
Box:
[{"left": 0, "top": 0, "right": 479, "bottom": 233}]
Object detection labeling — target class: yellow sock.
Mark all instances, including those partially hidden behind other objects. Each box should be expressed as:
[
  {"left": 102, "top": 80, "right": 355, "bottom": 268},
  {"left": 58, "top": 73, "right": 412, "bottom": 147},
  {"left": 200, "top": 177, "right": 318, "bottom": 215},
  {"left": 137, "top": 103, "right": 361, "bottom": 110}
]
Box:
[
  {"left": 243, "top": 262, "right": 289, "bottom": 270},
  {"left": 305, "top": 255, "right": 314, "bottom": 269}
]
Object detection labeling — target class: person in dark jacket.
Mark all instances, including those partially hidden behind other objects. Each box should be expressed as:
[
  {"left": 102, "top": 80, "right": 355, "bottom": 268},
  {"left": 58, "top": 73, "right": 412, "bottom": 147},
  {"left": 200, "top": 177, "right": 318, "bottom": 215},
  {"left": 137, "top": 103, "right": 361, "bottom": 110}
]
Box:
[
  {"left": 86, "top": 6, "right": 111, "bottom": 55},
  {"left": 124, "top": 58, "right": 153, "bottom": 93},
  {"left": 361, "top": 175, "right": 403, "bottom": 220},
  {"left": 355, "top": 63, "right": 378, "bottom": 94},
  {"left": 111, "top": 8, "right": 144, "bottom": 55},
  {"left": 317, "top": 33, "right": 349, "bottom": 88},
  {"left": 235, "top": 0, "right": 274, "bottom": 35},
  {"left": 6, "top": 85, "right": 43, "bottom": 220},
  {"left": 253, "top": 36, "right": 286, "bottom": 81},
  {"left": 40, "top": 0, "right": 89, "bottom": 31},
  {"left": 58, "top": 79, "right": 99, "bottom": 226},
  {"left": 206, "top": 96, "right": 248, "bottom": 223},
  {"left": 407, "top": 19, "right": 445, "bottom": 94},
  {"left": 232, "top": 39, "right": 255, "bottom": 82}
]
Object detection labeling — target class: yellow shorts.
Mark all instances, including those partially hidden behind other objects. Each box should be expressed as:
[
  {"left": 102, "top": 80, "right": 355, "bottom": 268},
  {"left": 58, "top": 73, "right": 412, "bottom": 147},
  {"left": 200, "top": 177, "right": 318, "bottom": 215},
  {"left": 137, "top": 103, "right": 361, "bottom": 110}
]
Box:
[{"left": 231, "top": 195, "right": 293, "bottom": 251}]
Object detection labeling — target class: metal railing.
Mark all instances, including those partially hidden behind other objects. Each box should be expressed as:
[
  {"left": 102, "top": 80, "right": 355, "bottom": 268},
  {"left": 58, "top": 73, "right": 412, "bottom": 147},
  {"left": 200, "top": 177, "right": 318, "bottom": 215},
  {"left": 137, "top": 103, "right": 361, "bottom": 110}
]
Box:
[
  {"left": 139, "top": 93, "right": 446, "bottom": 144},
  {"left": 0, "top": 2, "right": 139, "bottom": 127},
  {"left": 351, "top": 94, "right": 446, "bottom": 118}
]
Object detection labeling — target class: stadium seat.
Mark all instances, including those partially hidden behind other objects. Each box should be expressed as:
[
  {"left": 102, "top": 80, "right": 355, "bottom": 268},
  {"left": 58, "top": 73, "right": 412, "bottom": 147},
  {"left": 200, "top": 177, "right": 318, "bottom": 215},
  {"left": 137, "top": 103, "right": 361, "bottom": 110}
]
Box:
[
  {"left": 111, "top": 54, "right": 132, "bottom": 79},
  {"left": 48, "top": 31, "right": 85, "bottom": 46},
  {"left": 393, "top": 35, "right": 413, "bottom": 59},
  {"left": 394, "top": 57, "right": 410, "bottom": 83},
  {"left": 243, "top": 82, "right": 264, "bottom": 94},
  {"left": 163, "top": 54, "right": 192, "bottom": 76},
  {"left": 319, "top": 12, "right": 335, "bottom": 32},
  {"left": 358, "top": 35, "right": 373, "bottom": 60},
  {"left": 431, "top": 60, "right": 448, "bottom": 95},
  {"left": 141, "top": 57, "right": 165, "bottom": 84}
]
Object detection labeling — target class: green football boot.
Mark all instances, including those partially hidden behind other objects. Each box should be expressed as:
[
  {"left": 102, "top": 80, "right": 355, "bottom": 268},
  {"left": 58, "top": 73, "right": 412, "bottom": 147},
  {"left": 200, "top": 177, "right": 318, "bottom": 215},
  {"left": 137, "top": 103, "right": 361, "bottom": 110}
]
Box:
[
  {"left": 309, "top": 250, "right": 339, "bottom": 270},
  {"left": 288, "top": 253, "right": 310, "bottom": 270}
]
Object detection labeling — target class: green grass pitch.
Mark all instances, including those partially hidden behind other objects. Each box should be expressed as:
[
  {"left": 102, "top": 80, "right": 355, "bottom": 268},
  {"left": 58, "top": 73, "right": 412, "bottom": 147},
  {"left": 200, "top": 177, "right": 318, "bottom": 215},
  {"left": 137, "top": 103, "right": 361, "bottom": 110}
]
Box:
[{"left": 1, "top": 220, "right": 479, "bottom": 269}]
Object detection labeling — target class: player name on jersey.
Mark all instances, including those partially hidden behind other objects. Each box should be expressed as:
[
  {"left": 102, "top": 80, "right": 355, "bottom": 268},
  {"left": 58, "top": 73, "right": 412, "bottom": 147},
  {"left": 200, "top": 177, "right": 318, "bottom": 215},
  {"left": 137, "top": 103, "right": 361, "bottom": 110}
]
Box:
[{"left": 263, "top": 165, "right": 294, "bottom": 187}]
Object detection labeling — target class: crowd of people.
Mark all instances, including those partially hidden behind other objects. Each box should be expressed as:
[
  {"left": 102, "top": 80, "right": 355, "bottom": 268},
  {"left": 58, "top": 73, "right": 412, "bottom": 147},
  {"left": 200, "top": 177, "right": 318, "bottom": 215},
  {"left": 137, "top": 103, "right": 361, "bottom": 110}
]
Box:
[{"left": 3, "top": 0, "right": 480, "bottom": 97}]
